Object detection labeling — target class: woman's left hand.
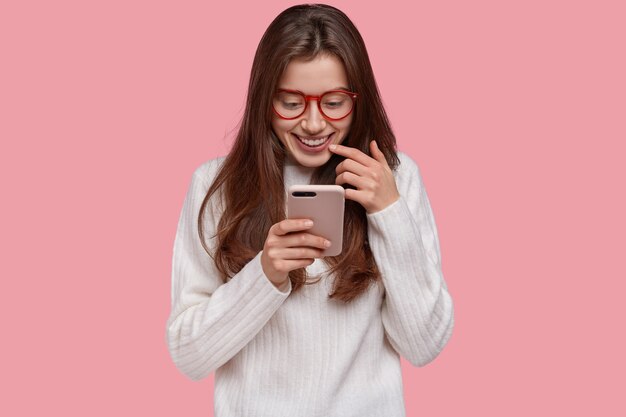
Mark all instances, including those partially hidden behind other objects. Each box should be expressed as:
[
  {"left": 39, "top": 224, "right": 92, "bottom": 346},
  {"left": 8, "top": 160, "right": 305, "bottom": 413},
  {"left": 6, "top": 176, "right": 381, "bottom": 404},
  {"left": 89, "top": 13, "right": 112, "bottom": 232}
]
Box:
[{"left": 329, "top": 140, "right": 400, "bottom": 214}]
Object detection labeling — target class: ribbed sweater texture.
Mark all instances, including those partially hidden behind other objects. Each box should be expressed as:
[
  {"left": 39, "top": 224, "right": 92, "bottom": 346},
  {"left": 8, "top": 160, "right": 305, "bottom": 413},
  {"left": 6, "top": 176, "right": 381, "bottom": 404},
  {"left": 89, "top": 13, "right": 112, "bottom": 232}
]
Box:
[{"left": 166, "top": 151, "right": 454, "bottom": 417}]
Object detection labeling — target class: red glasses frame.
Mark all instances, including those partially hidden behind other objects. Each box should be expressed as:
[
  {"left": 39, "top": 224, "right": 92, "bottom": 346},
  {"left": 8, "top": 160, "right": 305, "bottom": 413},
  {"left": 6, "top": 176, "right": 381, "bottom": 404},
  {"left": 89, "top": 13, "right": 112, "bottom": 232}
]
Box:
[{"left": 272, "top": 88, "right": 359, "bottom": 121}]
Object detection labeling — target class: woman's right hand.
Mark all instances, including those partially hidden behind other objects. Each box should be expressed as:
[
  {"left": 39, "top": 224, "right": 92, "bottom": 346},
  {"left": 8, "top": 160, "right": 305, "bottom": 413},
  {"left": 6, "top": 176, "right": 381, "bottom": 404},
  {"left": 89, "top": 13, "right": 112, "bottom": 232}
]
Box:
[{"left": 260, "top": 219, "right": 331, "bottom": 287}]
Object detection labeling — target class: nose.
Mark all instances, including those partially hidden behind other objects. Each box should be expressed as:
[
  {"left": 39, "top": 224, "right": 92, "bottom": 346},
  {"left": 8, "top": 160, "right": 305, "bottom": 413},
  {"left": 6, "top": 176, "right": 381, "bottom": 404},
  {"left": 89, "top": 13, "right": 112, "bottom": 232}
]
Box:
[{"left": 300, "top": 99, "right": 327, "bottom": 134}]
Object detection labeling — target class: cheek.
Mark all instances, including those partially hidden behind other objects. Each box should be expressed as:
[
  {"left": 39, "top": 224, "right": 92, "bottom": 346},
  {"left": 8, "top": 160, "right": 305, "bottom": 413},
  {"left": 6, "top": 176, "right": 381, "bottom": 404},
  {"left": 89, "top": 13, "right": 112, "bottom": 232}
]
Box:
[
  {"left": 272, "top": 117, "right": 292, "bottom": 133},
  {"left": 337, "top": 119, "right": 353, "bottom": 133},
  {"left": 271, "top": 119, "right": 293, "bottom": 145},
  {"left": 340, "top": 113, "right": 354, "bottom": 129}
]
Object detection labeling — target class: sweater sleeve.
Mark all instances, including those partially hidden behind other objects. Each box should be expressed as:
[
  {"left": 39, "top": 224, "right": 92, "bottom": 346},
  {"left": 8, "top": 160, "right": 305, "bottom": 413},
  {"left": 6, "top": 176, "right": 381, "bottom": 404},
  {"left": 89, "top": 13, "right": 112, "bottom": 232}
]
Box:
[
  {"left": 165, "top": 161, "right": 292, "bottom": 381},
  {"left": 366, "top": 153, "right": 454, "bottom": 367}
]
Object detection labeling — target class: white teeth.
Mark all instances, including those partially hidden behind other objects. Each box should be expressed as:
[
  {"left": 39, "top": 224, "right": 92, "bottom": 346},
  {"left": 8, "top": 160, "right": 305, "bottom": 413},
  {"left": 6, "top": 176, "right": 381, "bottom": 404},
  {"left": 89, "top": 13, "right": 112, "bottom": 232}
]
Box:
[{"left": 296, "top": 134, "right": 330, "bottom": 147}]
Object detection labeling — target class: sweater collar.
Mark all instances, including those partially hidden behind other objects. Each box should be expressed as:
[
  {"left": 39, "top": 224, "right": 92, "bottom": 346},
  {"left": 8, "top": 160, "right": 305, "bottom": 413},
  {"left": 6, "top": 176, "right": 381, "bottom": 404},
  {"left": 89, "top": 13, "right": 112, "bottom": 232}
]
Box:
[{"left": 283, "top": 154, "right": 316, "bottom": 186}]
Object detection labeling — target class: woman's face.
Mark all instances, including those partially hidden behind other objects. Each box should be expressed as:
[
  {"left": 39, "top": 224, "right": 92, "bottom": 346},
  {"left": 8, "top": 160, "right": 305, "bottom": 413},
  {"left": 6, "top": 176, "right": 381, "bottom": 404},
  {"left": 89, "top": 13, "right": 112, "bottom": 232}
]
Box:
[{"left": 271, "top": 54, "right": 353, "bottom": 168}]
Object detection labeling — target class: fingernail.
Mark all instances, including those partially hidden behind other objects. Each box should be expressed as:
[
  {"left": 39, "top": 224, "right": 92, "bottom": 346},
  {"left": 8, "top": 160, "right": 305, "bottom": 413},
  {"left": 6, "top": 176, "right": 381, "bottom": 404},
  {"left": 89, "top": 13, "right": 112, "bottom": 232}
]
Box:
[
  {"left": 324, "top": 240, "right": 331, "bottom": 248},
  {"left": 305, "top": 220, "right": 314, "bottom": 227},
  {"left": 329, "top": 144, "right": 336, "bottom": 150}
]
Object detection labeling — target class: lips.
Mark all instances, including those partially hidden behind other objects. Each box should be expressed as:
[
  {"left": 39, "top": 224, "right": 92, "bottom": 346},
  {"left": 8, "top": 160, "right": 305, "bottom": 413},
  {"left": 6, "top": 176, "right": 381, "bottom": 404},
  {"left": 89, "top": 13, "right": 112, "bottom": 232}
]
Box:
[
  {"left": 292, "top": 133, "right": 333, "bottom": 147},
  {"left": 295, "top": 134, "right": 332, "bottom": 140}
]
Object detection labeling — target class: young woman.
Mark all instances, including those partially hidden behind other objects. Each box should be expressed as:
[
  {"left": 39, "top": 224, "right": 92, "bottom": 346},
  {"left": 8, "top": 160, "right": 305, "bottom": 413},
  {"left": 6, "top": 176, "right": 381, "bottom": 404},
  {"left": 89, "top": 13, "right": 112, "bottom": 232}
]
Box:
[{"left": 166, "top": 4, "right": 454, "bottom": 416}]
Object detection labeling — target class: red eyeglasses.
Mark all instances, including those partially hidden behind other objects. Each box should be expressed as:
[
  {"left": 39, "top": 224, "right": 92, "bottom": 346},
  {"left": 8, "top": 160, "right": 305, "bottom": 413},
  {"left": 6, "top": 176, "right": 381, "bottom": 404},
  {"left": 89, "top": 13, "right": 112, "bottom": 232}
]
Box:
[{"left": 272, "top": 88, "right": 359, "bottom": 121}]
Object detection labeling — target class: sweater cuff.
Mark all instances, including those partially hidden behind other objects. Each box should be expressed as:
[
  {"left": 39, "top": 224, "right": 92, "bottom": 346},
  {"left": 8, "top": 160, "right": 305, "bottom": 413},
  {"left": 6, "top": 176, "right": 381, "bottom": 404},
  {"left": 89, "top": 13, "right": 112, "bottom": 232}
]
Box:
[
  {"left": 253, "top": 251, "right": 293, "bottom": 296},
  {"left": 275, "top": 278, "right": 292, "bottom": 293},
  {"left": 366, "top": 197, "right": 420, "bottom": 259}
]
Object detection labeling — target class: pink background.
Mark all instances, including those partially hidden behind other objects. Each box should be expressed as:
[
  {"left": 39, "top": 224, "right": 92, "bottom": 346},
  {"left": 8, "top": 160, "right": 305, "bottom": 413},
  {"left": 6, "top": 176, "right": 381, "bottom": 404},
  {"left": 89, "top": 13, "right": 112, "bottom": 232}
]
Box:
[{"left": 1, "top": 0, "right": 624, "bottom": 415}]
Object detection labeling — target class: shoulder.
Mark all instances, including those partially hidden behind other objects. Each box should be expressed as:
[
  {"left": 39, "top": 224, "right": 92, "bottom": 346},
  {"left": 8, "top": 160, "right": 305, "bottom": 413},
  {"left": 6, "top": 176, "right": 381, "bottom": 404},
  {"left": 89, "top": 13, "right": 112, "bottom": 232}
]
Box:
[
  {"left": 191, "top": 155, "right": 228, "bottom": 188},
  {"left": 393, "top": 150, "right": 423, "bottom": 190},
  {"left": 184, "top": 155, "right": 228, "bottom": 214},
  {"left": 395, "top": 150, "right": 420, "bottom": 174}
]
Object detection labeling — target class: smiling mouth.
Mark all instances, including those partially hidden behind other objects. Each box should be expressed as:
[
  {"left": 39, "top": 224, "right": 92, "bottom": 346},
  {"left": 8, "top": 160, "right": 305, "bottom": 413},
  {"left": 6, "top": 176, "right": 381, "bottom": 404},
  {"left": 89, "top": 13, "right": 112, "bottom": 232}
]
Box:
[{"left": 292, "top": 133, "right": 333, "bottom": 147}]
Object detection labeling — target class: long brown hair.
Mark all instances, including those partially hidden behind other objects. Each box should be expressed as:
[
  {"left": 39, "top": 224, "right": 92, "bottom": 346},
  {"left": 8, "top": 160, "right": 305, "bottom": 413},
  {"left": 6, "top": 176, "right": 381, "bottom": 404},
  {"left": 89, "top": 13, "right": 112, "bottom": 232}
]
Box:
[{"left": 198, "top": 4, "right": 400, "bottom": 303}]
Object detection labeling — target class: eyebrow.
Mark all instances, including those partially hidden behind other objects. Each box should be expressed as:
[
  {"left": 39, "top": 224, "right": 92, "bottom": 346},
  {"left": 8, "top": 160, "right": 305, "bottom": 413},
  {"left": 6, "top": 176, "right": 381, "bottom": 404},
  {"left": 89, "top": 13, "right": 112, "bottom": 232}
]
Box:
[{"left": 279, "top": 86, "right": 351, "bottom": 92}]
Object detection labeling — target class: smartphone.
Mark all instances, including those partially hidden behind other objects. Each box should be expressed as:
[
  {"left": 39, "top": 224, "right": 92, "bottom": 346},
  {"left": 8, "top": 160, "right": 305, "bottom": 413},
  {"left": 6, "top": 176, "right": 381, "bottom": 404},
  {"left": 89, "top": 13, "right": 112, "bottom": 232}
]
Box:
[{"left": 287, "top": 184, "right": 345, "bottom": 257}]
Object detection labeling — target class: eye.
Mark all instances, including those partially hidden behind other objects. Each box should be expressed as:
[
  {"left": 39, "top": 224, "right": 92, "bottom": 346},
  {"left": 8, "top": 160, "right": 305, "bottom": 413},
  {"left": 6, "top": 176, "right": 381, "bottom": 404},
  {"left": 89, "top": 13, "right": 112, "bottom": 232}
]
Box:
[
  {"left": 321, "top": 92, "right": 350, "bottom": 109},
  {"left": 282, "top": 101, "right": 303, "bottom": 109}
]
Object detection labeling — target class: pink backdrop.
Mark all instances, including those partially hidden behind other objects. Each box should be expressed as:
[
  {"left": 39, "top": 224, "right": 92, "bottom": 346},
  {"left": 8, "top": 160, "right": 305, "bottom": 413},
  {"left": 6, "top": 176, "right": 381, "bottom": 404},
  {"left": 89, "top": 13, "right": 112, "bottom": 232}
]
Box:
[{"left": 2, "top": 0, "right": 624, "bottom": 415}]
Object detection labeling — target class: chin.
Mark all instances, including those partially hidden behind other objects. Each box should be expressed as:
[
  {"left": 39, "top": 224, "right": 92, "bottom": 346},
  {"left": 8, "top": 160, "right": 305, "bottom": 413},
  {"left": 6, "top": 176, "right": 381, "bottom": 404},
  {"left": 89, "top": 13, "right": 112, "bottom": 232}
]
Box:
[{"left": 291, "top": 151, "right": 332, "bottom": 168}]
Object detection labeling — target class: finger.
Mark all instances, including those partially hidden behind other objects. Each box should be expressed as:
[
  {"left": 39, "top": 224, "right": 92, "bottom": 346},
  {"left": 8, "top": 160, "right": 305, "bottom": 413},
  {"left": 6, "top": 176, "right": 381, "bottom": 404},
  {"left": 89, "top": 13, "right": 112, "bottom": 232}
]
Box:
[
  {"left": 370, "top": 140, "right": 389, "bottom": 167},
  {"left": 278, "top": 247, "right": 325, "bottom": 260},
  {"left": 335, "top": 157, "right": 370, "bottom": 178},
  {"left": 273, "top": 218, "right": 314, "bottom": 236},
  {"left": 280, "top": 232, "right": 330, "bottom": 250},
  {"left": 343, "top": 187, "right": 368, "bottom": 207},
  {"left": 335, "top": 171, "right": 373, "bottom": 190},
  {"left": 329, "top": 144, "right": 375, "bottom": 167},
  {"left": 281, "top": 259, "right": 315, "bottom": 271}
]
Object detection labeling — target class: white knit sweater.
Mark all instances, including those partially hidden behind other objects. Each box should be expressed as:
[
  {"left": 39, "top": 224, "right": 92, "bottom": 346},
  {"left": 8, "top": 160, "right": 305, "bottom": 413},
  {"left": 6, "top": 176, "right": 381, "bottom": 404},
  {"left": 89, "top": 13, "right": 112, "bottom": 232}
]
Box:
[{"left": 166, "top": 150, "right": 454, "bottom": 417}]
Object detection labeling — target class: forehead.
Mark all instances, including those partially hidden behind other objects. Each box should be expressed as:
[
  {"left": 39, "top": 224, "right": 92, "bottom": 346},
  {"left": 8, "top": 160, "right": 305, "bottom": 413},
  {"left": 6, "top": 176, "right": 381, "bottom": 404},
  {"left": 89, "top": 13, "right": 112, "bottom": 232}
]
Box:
[{"left": 278, "top": 54, "right": 349, "bottom": 94}]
